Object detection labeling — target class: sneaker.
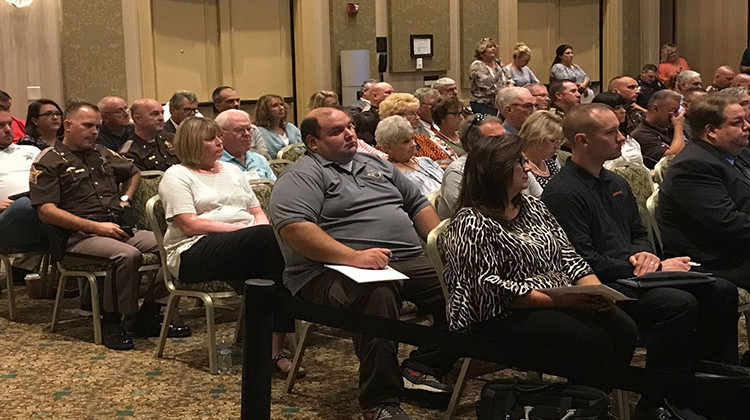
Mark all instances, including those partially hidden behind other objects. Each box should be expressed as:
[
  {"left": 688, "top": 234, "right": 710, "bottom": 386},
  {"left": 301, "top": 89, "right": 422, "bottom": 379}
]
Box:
[
  {"left": 402, "top": 367, "right": 451, "bottom": 393},
  {"left": 362, "top": 403, "right": 411, "bottom": 420},
  {"left": 78, "top": 301, "right": 93, "bottom": 317},
  {"left": 102, "top": 322, "right": 134, "bottom": 351}
]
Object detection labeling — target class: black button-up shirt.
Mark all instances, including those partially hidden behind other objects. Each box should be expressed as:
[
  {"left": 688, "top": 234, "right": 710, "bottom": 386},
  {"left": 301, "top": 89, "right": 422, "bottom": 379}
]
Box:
[{"left": 541, "top": 160, "right": 652, "bottom": 283}]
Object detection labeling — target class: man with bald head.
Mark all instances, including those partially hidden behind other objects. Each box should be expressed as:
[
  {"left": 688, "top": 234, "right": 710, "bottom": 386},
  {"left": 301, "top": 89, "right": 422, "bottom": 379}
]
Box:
[
  {"left": 496, "top": 87, "right": 537, "bottom": 134},
  {"left": 706, "top": 65, "right": 735, "bottom": 93},
  {"left": 216, "top": 109, "right": 275, "bottom": 180},
  {"left": 96, "top": 96, "right": 134, "bottom": 152},
  {"left": 609, "top": 75, "right": 645, "bottom": 135},
  {"left": 366, "top": 82, "right": 394, "bottom": 112},
  {"left": 270, "top": 106, "right": 456, "bottom": 419},
  {"left": 119, "top": 98, "right": 179, "bottom": 171},
  {"left": 731, "top": 72, "right": 750, "bottom": 90}
]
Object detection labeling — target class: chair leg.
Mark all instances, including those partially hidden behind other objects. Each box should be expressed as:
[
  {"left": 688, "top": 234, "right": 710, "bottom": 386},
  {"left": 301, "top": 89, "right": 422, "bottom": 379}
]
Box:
[
  {"left": 50, "top": 272, "right": 68, "bottom": 332},
  {"left": 1, "top": 256, "right": 16, "bottom": 321},
  {"left": 86, "top": 274, "right": 102, "bottom": 345},
  {"left": 744, "top": 311, "right": 750, "bottom": 350},
  {"left": 444, "top": 357, "right": 472, "bottom": 420},
  {"left": 285, "top": 321, "right": 313, "bottom": 393},
  {"left": 156, "top": 294, "right": 180, "bottom": 358},
  {"left": 204, "top": 295, "right": 218, "bottom": 374},
  {"left": 234, "top": 293, "right": 245, "bottom": 344},
  {"left": 614, "top": 389, "right": 631, "bottom": 420}
]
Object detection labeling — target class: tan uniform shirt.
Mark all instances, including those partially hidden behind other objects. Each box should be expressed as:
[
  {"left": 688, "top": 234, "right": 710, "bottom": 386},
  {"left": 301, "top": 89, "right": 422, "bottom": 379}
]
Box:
[{"left": 119, "top": 132, "right": 179, "bottom": 171}]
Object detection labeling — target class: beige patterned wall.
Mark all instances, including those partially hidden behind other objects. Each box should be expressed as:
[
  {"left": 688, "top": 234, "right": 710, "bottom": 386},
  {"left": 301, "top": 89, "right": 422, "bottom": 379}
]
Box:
[
  {"left": 621, "top": 0, "right": 641, "bottom": 77},
  {"left": 388, "top": 0, "right": 450, "bottom": 73},
  {"left": 460, "top": 0, "right": 499, "bottom": 89},
  {"left": 329, "top": 0, "right": 377, "bottom": 95},
  {"left": 60, "top": 0, "right": 128, "bottom": 103}
]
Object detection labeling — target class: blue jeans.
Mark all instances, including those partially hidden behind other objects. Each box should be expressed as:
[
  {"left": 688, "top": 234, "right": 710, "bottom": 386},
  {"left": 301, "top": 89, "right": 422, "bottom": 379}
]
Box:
[{"left": 0, "top": 197, "right": 46, "bottom": 248}]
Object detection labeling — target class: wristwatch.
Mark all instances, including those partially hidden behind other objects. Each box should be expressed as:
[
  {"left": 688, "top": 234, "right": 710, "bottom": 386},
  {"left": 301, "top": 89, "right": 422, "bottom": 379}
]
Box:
[{"left": 120, "top": 195, "right": 130, "bottom": 203}]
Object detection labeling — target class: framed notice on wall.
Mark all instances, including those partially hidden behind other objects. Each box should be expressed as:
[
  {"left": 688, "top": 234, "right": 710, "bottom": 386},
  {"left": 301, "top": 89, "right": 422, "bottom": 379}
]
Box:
[{"left": 410, "top": 34, "right": 434, "bottom": 58}]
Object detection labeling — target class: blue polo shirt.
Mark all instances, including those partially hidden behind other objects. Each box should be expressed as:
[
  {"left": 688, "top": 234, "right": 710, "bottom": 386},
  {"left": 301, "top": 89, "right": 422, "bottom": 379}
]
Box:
[{"left": 219, "top": 149, "right": 276, "bottom": 181}]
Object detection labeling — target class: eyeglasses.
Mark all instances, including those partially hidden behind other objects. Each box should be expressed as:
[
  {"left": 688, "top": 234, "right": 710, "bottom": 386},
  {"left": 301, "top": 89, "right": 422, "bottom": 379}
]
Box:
[
  {"left": 39, "top": 111, "right": 62, "bottom": 118},
  {"left": 229, "top": 126, "right": 253, "bottom": 135},
  {"left": 512, "top": 102, "right": 538, "bottom": 110},
  {"left": 400, "top": 111, "right": 419, "bottom": 117},
  {"left": 182, "top": 107, "right": 199, "bottom": 115},
  {"left": 549, "top": 137, "right": 567, "bottom": 147},
  {"left": 446, "top": 111, "right": 464, "bottom": 116}
]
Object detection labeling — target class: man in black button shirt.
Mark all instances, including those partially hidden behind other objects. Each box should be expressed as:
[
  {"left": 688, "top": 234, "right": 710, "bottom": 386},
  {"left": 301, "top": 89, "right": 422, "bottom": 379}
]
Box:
[
  {"left": 119, "top": 98, "right": 179, "bottom": 171},
  {"left": 95, "top": 96, "right": 134, "bottom": 152},
  {"left": 543, "top": 103, "right": 738, "bottom": 418},
  {"left": 164, "top": 90, "right": 198, "bottom": 134}
]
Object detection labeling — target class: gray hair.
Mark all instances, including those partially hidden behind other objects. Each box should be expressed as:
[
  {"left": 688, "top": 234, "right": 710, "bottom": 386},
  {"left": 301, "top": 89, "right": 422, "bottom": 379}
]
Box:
[
  {"left": 433, "top": 77, "right": 457, "bottom": 92},
  {"left": 457, "top": 114, "right": 502, "bottom": 153},
  {"left": 676, "top": 70, "right": 701, "bottom": 86},
  {"left": 718, "top": 86, "right": 747, "bottom": 100},
  {"left": 169, "top": 90, "right": 198, "bottom": 110},
  {"left": 648, "top": 89, "right": 682, "bottom": 108},
  {"left": 495, "top": 87, "right": 528, "bottom": 113},
  {"left": 414, "top": 87, "right": 440, "bottom": 103},
  {"left": 374, "top": 116, "right": 414, "bottom": 147},
  {"left": 214, "top": 109, "right": 250, "bottom": 129}
]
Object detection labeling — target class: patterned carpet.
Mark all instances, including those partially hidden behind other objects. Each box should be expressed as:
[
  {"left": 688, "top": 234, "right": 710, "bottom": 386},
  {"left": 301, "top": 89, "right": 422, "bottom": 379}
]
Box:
[{"left": 0, "top": 283, "right": 746, "bottom": 419}]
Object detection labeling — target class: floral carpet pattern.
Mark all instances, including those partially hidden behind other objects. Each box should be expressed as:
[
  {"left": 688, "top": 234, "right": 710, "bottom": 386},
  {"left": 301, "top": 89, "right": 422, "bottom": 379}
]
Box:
[{"left": 0, "top": 284, "right": 746, "bottom": 419}]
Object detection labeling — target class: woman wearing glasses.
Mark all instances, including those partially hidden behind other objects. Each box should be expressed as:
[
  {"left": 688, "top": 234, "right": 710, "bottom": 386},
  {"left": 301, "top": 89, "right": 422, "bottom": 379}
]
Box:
[
  {"left": 432, "top": 97, "right": 467, "bottom": 156},
  {"left": 440, "top": 137, "right": 637, "bottom": 376},
  {"left": 518, "top": 110, "right": 565, "bottom": 189},
  {"left": 469, "top": 37, "right": 514, "bottom": 116},
  {"left": 18, "top": 99, "right": 64, "bottom": 150}
]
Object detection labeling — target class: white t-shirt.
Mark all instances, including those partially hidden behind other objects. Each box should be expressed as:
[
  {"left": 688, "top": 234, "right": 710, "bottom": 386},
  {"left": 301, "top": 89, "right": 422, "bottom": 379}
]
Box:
[
  {"left": 0, "top": 144, "right": 40, "bottom": 199},
  {"left": 159, "top": 163, "right": 261, "bottom": 276}
]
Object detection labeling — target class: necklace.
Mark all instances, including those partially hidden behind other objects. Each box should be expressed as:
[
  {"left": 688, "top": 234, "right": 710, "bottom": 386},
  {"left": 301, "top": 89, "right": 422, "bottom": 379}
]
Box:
[
  {"left": 191, "top": 161, "right": 220, "bottom": 174},
  {"left": 391, "top": 158, "right": 419, "bottom": 171},
  {"left": 526, "top": 158, "right": 549, "bottom": 176}
]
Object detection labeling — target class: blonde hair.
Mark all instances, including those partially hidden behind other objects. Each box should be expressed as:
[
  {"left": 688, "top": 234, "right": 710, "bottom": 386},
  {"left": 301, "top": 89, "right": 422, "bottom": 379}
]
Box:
[
  {"left": 660, "top": 43, "right": 678, "bottom": 63},
  {"left": 519, "top": 110, "right": 563, "bottom": 149},
  {"left": 308, "top": 90, "right": 339, "bottom": 110},
  {"left": 254, "top": 94, "right": 286, "bottom": 128},
  {"left": 512, "top": 42, "right": 532, "bottom": 59},
  {"left": 378, "top": 93, "right": 420, "bottom": 119},
  {"left": 174, "top": 116, "right": 220, "bottom": 166},
  {"left": 474, "top": 37, "right": 499, "bottom": 60}
]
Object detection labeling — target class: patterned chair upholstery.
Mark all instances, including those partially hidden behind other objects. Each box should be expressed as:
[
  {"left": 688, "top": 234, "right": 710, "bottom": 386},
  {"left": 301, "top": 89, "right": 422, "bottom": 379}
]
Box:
[
  {"left": 267, "top": 159, "right": 294, "bottom": 177},
  {"left": 653, "top": 155, "right": 675, "bottom": 185},
  {"left": 555, "top": 149, "right": 572, "bottom": 165},
  {"left": 249, "top": 178, "right": 274, "bottom": 215},
  {"left": 610, "top": 164, "right": 656, "bottom": 249},
  {"left": 276, "top": 143, "right": 307, "bottom": 161},
  {"left": 131, "top": 171, "right": 164, "bottom": 230}
]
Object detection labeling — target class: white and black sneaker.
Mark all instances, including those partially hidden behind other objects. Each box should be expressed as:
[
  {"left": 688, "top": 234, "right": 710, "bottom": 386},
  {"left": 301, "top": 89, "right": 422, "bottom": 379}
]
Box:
[
  {"left": 362, "top": 403, "right": 411, "bottom": 420},
  {"left": 402, "top": 367, "right": 451, "bottom": 393}
]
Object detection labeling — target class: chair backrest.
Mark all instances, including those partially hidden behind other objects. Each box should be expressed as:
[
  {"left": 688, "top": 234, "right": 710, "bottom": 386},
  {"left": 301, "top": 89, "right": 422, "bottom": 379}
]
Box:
[
  {"left": 427, "top": 188, "right": 441, "bottom": 209},
  {"left": 145, "top": 194, "right": 178, "bottom": 293},
  {"left": 610, "top": 164, "right": 657, "bottom": 250},
  {"left": 653, "top": 155, "right": 675, "bottom": 185},
  {"left": 267, "top": 158, "right": 294, "bottom": 177},
  {"left": 555, "top": 149, "right": 571, "bottom": 165},
  {"left": 425, "top": 218, "right": 452, "bottom": 301},
  {"left": 277, "top": 143, "right": 307, "bottom": 161},
  {"left": 132, "top": 170, "right": 164, "bottom": 230},
  {"left": 646, "top": 187, "right": 663, "bottom": 251},
  {"left": 249, "top": 178, "right": 274, "bottom": 214}
]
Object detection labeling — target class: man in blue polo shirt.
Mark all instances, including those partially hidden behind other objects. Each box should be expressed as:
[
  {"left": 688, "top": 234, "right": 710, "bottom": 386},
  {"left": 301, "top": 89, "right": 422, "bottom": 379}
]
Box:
[{"left": 216, "top": 109, "right": 275, "bottom": 181}]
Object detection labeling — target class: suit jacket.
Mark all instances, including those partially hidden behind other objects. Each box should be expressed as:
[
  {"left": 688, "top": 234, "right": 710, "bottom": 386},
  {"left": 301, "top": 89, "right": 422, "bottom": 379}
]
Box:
[
  {"left": 658, "top": 140, "right": 750, "bottom": 268},
  {"left": 163, "top": 119, "right": 178, "bottom": 134}
]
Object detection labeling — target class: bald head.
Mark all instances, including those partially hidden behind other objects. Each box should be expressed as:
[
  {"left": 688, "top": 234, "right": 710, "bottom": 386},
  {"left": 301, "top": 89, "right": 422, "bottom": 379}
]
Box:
[
  {"left": 608, "top": 76, "right": 640, "bottom": 105},
  {"left": 731, "top": 73, "right": 750, "bottom": 89},
  {"left": 713, "top": 66, "right": 736, "bottom": 90},
  {"left": 131, "top": 98, "right": 165, "bottom": 139},
  {"left": 97, "top": 96, "right": 129, "bottom": 130},
  {"left": 369, "top": 83, "right": 395, "bottom": 107}
]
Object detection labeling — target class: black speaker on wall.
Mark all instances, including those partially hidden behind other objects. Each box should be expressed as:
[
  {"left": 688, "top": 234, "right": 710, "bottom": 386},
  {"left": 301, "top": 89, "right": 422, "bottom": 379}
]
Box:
[
  {"left": 376, "top": 37, "right": 387, "bottom": 53},
  {"left": 378, "top": 53, "right": 388, "bottom": 74}
]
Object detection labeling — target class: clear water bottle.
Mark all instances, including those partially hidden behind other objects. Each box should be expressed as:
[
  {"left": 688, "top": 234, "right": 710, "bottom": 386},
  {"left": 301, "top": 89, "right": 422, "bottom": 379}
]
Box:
[{"left": 217, "top": 341, "right": 233, "bottom": 375}]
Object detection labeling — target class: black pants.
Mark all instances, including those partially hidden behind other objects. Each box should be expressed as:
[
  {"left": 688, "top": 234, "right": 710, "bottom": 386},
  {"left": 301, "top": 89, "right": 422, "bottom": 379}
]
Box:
[
  {"left": 473, "top": 306, "right": 638, "bottom": 390},
  {"left": 298, "top": 255, "right": 457, "bottom": 410},
  {"left": 179, "top": 225, "right": 294, "bottom": 332}
]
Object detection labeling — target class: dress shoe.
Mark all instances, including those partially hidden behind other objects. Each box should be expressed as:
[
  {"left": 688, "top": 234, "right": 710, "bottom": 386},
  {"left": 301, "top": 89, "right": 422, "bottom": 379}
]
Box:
[
  {"left": 102, "top": 322, "right": 134, "bottom": 351},
  {"left": 127, "top": 312, "right": 192, "bottom": 338}
]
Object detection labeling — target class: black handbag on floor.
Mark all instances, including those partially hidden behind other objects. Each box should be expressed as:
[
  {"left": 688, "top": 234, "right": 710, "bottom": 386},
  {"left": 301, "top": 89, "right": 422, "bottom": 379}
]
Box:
[{"left": 477, "top": 378, "right": 610, "bottom": 420}]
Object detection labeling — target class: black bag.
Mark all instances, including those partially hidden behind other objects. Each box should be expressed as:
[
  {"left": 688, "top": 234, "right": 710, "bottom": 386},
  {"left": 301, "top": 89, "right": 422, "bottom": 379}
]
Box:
[{"left": 477, "top": 379, "right": 610, "bottom": 420}]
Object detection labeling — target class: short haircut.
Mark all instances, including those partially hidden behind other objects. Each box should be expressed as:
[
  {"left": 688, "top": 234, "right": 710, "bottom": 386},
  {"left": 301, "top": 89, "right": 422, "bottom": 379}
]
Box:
[
  {"left": 173, "top": 116, "right": 220, "bottom": 166},
  {"left": 214, "top": 109, "right": 250, "bottom": 129},
  {"left": 433, "top": 77, "right": 457, "bottom": 92},
  {"left": 682, "top": 86, "right": 706, "bottom": 101},
  {"left": 431, "top": 96, "right": 464, "bottom": 126},
  {"left": 676, "top": 70, "right": 701, "bottom": 86},
  {"left": 607, "top": 75, "right": 634, "bottom": 91},
  {"left": 0, "top": 90, "right": 10, "bottom": 102},
  {"left": 457, "top": 113, "right": 502, "bottom": 153},
  {"left": 495, "top": 86, "right": 529, "bottom": 113},
  {"left": 718, "top": 86, "right": 748, "bottom": 100},
  {"left": 548, "top": 80, "right": 574, "bottom": 105},
  {"left": 413, "top": 87, "right": 439, "bottom": 103},
  {"left": 254, "top": 94, "right": 287, "bottom": 128},
  {"left": 211, "top": 86, "right": 234, "bottom": 104},
  {"left": 591, "top": 92, "right": 626, "bottom": 109},
  {"left": 374, "top": 115, "right": 413, "bottom": 148},
  {"left": 352, "top": 110, "right": 379, "bottom": 139},
  {"left": 378, "top": 93, "right": 419, "bottom": 119},
  {"left": 361, "top": 79, "right": 377, "bottom": 90},
  {"left": 686, "top": 94, "right": 739, "bottom": 137},
  {"left": 169, "top": 90, "right": 198, "bottom": 110},
  {"left": 299, "top": 108, "right": 345, "bottom": 145},
  {"left": 308, "top": 90, "right": 339, "bottom": 109},
  {"left": 648, "top": 89, "right": 682, "bottom": 108},
  {"left": 63, "top": 101, "right": 99, "bottom": 120},
  {"left": 512, "top": 42, "right": 532, "bottom": 59},
  {"left": 562, "top": 103, "right": 613, "bottom": 145},
  {"left": 474, "top": 37, "right": 498, "bottom": 60},
  {"left": 642, "top": 63, "right": 658, "bottom": 72},
  {"left": 519, "top": 110, "right": 563, "bottom": 149},
  {"left": 525, "top": 83, "right": 545, "bottom": 92}
]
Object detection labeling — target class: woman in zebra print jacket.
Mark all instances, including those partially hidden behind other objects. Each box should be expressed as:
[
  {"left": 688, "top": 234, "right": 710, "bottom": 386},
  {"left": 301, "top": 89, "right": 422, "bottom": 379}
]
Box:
[{"left": 440, "top": 136, "right": 637, "bottom": 367}]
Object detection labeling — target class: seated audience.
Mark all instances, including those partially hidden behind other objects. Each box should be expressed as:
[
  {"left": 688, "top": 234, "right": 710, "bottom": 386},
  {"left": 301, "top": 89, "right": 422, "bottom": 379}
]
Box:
[
  {"left": 212, "top": 85, "right": 269, "bottom": 159},
  {"left": 591, "top": 92, "right": 645, "bottom": 169},
  {"left": 706, "top": 65, "right": 735, "bottom": 93},
  {"left": 674, "top": 70, "right": 702, "bottom": 95},
  {"left": 308, "top": 90, "right": 339, "bottom": 110},
  {"left": 636, "top": 64, "right": 665, "bottom": 109},
  {"left": 30, "top": 102, "right": 188, "bottom": 350},
  {"left": 96, "top": 96, "right": 134, "bottom": 152},
  {"left": 731, "top": 72, "right": 750, "bottom": 90},
  {"left": 433, "top": 77, "right": 458, "bottom": 98},
  {"left": 496, "top": 86, "right": 538, "bottom": 135},
  {"left": 120, "top": 98, "right": 180, "bottom": 171},
  {"left": 0, "top": 90, "right": 25, "bottom": 142},
  {"left": 543, "top": 103, "right": 738, "bottom": 419},
  {"left": 659, "top": 93, "right": 750, "bottom": 289},
  {"left": 525, "top": 83, "right": 550, "bottom": 110},
  {"left": 431, "top": 96, "right": 465, "bottom": 157},
  {"left": 549, "top": 80, "right": 581, "bottom": 118},
  {"left": 519, "top": 110, "right": 564, "bottom": 189},
  {"left": 630, "top": 89, "right": 685, "bottom": 169},
  {"left": 375, "top": 116, "right": 443, "bottom": 197},
  {"left": 351, "top": 110, "right": 388, "bottom": 159},
  {"left": 159, "top": 116, "right": 297, "bottom": 375},
  {"left": 658, "top": 43, "right": 690, "bottom": 82},
  {"left": 215, "top": 109, "right": 276, "bottom": 180},
  {"left": 269, "top": 106, "right": 457, "bottom": 420},
  {"left": 350, "top": 79, "right": 376, "bottom": 113},
  {"left": 441, "top": 137, "right": 637, "bottom": 386},
  {"left": 505, "top": 42, "right": 539, "bottom": 87},
  {"left": 254, "top": 94, "right": 302, "bottom": 159},
  {"left": 379, "top": 93, "right": 454, "bottom": 164},
  {"left": 18, "top": 99, "right": 64, "bottom": 150},
  {"left": 720, "top": 86, "right": 750, "bottom": 122},
  {"left": 364, "top": 82, "right": 395, "bottom": 113},
  {"left": 608, "top": 75, "right": 646, "bottom": 135},
  {"left": 164, "top": 90, "right": 199, "bottom": 134},
  {"left": 413, "top": 87, "right": 440, "bottom": 139},
  {"left": 681, "top": 87, "right": 707, "bottom": 142}
]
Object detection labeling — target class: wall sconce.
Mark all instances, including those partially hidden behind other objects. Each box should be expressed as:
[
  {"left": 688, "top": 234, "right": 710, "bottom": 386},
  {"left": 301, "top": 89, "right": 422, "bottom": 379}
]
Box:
[
  {"left": 4, "top": 0, "right": 34, "bottom": 7},
  {"left": 347, "top": 3, "right": 359, "bottom": 15}
]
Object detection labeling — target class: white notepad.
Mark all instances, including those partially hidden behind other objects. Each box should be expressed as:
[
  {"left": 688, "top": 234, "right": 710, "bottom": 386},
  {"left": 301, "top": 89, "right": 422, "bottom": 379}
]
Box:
[{"left": 324, "top": 264, "right": 409, "bottom": 283}]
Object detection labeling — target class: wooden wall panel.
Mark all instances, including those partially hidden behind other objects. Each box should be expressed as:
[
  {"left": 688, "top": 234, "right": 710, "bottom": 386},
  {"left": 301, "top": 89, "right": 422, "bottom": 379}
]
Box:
[
  {"left": 460, "top": 0, "right": 499, "bottom": 89},
  {"left": 388, "top": 0, "right": 451, "bottom": 73}
]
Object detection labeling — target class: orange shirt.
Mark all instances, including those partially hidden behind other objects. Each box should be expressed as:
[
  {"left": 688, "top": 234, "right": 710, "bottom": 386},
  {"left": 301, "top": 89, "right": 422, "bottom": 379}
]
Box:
[{"left": 658, "top": 58, "right": 690, "bottom": 82}]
